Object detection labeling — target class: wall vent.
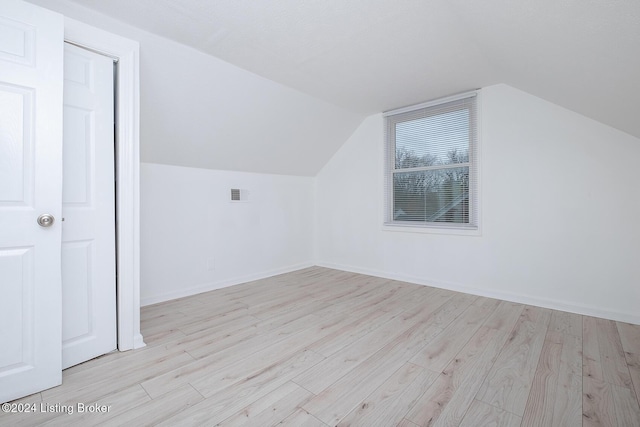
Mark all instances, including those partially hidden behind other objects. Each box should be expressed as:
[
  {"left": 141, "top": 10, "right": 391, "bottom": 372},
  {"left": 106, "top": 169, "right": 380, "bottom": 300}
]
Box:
[{"left": 230, "top": 188, "right": 250, "bottom": 202}]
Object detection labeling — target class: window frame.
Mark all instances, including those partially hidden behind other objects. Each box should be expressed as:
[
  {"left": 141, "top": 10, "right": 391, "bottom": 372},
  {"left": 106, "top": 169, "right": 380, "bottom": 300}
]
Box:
[{"left": 383, "top": 91, "right": 481, "bottom": 235}]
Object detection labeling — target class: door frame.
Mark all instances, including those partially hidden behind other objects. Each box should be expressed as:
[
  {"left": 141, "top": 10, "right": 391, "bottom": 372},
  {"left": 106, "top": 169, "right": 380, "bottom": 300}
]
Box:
[{"left": 64, "top": 18, "right": 144, "bottom": 351}]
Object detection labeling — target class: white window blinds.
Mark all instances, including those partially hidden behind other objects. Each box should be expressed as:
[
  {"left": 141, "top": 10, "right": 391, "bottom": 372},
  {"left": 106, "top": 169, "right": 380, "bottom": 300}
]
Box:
[{"left": 384, "top": 92, "right": 478, "bottom": 229}]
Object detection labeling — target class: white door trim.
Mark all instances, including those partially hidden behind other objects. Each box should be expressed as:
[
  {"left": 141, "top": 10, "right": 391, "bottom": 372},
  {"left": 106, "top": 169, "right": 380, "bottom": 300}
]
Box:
[{"left": 63, "top": 18, "right": 144, "bottom": 351}]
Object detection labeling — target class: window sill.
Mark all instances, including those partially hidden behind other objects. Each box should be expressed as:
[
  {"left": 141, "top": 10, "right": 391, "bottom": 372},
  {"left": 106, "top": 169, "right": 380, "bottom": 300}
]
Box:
[{"left": 382, "top": 222, "right": 481, "bottom": 236}]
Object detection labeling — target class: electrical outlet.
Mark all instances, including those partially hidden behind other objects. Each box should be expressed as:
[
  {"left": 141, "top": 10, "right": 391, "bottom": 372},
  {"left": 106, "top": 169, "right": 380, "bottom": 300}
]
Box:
[
  {"left": 230, "top": 188, "right": 250, "bottom": 202},
  {"left": 207, "top": 258, "right": 215, "bottom": 271}
]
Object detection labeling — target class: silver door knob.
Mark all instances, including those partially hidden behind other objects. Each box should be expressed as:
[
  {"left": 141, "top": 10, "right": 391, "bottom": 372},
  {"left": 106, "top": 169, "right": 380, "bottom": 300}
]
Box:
[{"left": 37, "top": 214, "right": 55, "bottom": 227}]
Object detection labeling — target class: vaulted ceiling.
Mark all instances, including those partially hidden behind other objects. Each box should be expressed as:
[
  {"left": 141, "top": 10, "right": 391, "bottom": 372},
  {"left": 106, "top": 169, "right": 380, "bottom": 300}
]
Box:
[{"left": 63, "top": 0, "right": 640, "bottom": 139}]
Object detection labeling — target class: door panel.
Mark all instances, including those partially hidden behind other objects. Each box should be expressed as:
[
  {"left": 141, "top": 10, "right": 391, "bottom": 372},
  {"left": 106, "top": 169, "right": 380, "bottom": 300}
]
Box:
[
  {"left": 62, "top": 106, "right": 92, "bottom": 204},
  {"left": 61, "top": 241, "right": 93, "bottom": 342},
  {"left": 0, "top": 248, "right": 34, "bottom": 368},
  {"left": 0, "top": 0, "right": 64, "bottom": 403},
  {"left": 0, "top": 85, "right": 33, "bottom": 204},
  {"left": 0, "top": 15, "right": 35, "bottom": 66},
  {"left": 61, "top": 43, "right": 116, "bottom": 369}
]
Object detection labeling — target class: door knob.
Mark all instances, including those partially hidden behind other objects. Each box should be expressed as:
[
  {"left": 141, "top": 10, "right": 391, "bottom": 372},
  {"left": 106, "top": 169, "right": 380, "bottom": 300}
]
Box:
[{"left": 37, "top": 214, "right": 55, "bottom": 227}]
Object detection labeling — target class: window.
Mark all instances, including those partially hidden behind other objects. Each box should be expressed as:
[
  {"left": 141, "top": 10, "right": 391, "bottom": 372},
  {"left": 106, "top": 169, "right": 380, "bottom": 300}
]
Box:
[{"left": 384, "top": 92, "right": 478, "bottom": 230}]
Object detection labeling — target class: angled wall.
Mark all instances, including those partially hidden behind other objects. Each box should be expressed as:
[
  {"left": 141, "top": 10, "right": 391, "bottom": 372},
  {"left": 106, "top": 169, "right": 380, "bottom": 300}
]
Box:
[
  {"left": 27, "top": 0, "right": 363, "bottom": 176},
  {"left": 28, "top": 0, "right": 338, "bottom": 304},
  {"left": 316, "top": 84, "right": 640, "bottom": 324},
  {"left": 24, "top": 1, "right": 640, "bottom": 319}
]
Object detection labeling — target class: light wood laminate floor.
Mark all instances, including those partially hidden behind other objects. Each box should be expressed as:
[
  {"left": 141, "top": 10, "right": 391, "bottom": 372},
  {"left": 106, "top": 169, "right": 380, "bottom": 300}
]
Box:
[{"left": 3, "top": 267, "right": 640, "bottom": 426}]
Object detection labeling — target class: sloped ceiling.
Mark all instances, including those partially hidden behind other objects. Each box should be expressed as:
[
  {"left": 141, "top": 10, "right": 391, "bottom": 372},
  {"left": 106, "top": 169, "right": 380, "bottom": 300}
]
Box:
[{"left": 62, "top": 0, "right": 640, "bottom": 139}]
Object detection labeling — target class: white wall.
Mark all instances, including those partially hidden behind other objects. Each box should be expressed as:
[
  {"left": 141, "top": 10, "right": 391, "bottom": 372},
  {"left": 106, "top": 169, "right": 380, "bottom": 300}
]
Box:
[
  {"left": 316, "top": 84, "right": 640, "bottom": 324},
  {"left": 140, "top": 163, "right": 314, "bottom": 305},
  {"left": 24, "top": 0, "right": 344, "bottom": 305},
  {"left": 27, "top": 0, "right": 363, "bottom": 176},
  {"left": 24, "top": 1, "right": 640, "bottom": 320}
]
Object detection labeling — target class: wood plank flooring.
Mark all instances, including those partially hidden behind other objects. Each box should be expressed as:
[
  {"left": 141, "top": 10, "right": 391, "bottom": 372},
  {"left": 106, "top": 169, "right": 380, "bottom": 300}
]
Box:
[{"left": 2, "top": 266, "right": 639, "bottom": 426}]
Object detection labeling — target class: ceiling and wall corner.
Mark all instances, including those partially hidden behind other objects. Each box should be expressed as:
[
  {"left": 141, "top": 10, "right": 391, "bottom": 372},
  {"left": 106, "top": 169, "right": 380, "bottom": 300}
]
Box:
[
  {"left": 26, "top": 0, "right": 365, "bottom": 176},
  {"left": 39, "top": 0, "right": 640, "bottom": 143},
  {"left": 315, "top": 84, "right": 640, "bottom": 324},
  {"left": 22, "top": 0, "right": 640, "bottom": 318}
]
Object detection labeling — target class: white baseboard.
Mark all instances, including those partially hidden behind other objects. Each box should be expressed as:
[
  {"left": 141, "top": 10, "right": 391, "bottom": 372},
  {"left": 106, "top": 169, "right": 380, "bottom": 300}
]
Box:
[
  {"left": 317, "top": 261, "right": 640, "bottom": 325},
  {"left": 132, "top": 333, "right": 146, "bottom": 349},
  {"left": 140, "top": 262, "right": 315, "bottom": 306}
]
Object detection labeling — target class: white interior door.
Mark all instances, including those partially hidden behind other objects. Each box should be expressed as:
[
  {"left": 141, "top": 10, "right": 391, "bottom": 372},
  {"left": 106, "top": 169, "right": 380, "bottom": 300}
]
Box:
[
  {"left": 61, "top": 43, "right": 117, "bottom": 369},
  {"left": 0, "top": 0, "right": 64, "bottom": 403}
]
